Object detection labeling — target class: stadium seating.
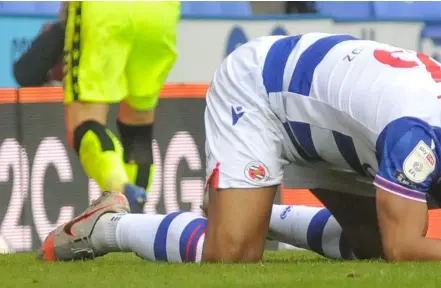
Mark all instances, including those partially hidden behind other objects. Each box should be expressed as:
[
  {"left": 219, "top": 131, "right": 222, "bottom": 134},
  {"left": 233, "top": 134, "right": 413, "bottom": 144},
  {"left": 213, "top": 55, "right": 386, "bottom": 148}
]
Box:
[
  {"left": 0, "top": 1, "right": 252, "bottom": 18},
  {"left": 0, "top": 1, "right": 60, "bottom": 16},
  {"left": 315, "top": 1, "right": 441, "bottom": 20},
  {"left": 373, "top": 1, "right": 441, "bottom": 20},
  {"left": 314, "top": 1, "right": 374, "bottom": 19},
  {"left": 2, "top": 0, "right": 441, "bottom": 20},
  {"left": 180, "top": 1, "right": 252, "bottom": 17},
  {"left": 34, "top": 2, "right": 61, "bottom": 16}
]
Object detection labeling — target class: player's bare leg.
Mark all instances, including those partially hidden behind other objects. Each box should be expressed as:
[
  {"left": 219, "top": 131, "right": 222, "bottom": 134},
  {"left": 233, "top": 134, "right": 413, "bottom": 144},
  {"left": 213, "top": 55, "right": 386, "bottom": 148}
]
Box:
[
  {"left": 117, "top": 101, "right": 156, "bottom": 196},
  {"left": 65, "top": 102, "right": 146, "bottom": 213},
  {"left": 202, "top": 185, "right": 277, "bottom": 263},
  {"left": 62, "top": 2, "right": 152, "bottom": 213}
]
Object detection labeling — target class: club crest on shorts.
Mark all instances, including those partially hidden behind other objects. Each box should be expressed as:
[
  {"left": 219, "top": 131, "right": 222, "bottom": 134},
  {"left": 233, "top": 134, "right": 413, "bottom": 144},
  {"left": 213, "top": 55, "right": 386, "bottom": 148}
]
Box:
[{"left": 245, "top": 161, "right": 269, "bottom": 182}]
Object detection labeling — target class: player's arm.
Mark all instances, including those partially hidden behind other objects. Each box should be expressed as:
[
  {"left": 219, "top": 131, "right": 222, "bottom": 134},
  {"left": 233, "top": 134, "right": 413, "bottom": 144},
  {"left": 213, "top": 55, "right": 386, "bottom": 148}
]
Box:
[
  {"left": 375, "top": 188, "right": 441, "bottom": 261},
  {"left": 374, "top": 117, "right": 441, "bottom": 261}
]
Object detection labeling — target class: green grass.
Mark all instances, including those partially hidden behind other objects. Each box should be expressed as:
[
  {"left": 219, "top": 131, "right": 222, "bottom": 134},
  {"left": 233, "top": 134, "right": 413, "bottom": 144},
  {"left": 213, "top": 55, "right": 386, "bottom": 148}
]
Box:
[{"left": 2, "top": 251, "right": 441, "bottom": 287}]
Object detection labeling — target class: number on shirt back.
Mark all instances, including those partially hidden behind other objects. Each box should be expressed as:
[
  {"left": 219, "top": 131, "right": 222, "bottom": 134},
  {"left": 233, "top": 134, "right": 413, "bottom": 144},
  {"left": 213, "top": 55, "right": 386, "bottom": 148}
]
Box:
[{"left": 374, "top": 49, "right": 441, "bottom": 83}]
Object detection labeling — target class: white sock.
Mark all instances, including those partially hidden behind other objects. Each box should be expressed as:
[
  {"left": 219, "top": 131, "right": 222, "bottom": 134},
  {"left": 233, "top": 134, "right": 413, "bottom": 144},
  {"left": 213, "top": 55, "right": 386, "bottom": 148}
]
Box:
[
  {"left": 115, "top": 211, "right": 206, "bottom": 262},
  {"left": 90, "top": 213, "right": 125, "bottom": 254},
  {"left": 269, "top": 205, "right": 354, "bottom": 259},
  {"left": 91, "top": 205, "right": 353, "bottom": 261}
]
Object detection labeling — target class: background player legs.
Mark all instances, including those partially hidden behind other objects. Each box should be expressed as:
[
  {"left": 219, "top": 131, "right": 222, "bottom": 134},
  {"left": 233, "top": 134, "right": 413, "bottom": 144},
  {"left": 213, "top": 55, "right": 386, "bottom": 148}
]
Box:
[
  {"left": 65, "top": 102, "right": 147, "bottom": 213},
  {"left": 114, "top": 2, "right": 178, "bottom": 198},
  {"left": 117, "top": 101, "right": 155, "bottom": 194},
  {"left": 62, "top": 2, "right": 149, "bottom": 213},
  {"left": 65, "top": 102, "right": 125, "bottom": 192}
]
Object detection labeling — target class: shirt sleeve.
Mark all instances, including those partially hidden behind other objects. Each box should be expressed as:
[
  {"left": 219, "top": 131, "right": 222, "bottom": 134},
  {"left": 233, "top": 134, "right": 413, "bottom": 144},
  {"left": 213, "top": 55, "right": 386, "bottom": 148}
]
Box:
[{"left": 374, "top": 117, "right": 440, "bottom": 203}]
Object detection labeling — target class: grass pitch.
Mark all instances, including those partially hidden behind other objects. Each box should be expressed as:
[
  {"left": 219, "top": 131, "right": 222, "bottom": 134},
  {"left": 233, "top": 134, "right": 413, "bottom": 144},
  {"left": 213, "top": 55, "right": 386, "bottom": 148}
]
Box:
[{"left": 2, "top": 251, "right": 441, "bottom": 287}]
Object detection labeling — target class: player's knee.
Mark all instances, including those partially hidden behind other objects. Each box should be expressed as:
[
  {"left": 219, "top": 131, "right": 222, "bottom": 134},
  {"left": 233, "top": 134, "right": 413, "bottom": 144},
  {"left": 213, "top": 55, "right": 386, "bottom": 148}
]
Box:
[
  {"left": 203, "top": 232, "right": 263, "bottom": 263},
  {"left": 118, "top": 101, "right": 155, "bottom": 125}
]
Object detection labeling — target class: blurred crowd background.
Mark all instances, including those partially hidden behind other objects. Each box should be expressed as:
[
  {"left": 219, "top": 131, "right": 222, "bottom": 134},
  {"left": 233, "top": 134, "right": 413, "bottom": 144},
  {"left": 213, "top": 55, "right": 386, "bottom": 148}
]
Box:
[
  {"left": 2, "top": 1, "right": 441, "bottom": 21},
  {"left": 9, "top": 1, "right": 441, "bottom": 88}
]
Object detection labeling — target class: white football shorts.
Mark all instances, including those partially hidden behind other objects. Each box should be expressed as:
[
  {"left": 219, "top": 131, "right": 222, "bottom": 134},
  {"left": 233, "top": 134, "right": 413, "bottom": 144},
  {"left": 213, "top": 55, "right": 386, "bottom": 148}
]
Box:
[{"left": 204, "top": 38, "right": 292, "bottom": 190}]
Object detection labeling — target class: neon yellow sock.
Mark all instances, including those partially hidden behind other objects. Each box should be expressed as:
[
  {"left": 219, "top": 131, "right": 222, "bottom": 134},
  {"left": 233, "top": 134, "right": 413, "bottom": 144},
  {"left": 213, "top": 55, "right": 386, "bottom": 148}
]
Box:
[
  {"left": 77, "top": 128, "right": 129, "bottom": 192},
  {"left": 124, "top": 162, "right": 155, "bottom": 193}
]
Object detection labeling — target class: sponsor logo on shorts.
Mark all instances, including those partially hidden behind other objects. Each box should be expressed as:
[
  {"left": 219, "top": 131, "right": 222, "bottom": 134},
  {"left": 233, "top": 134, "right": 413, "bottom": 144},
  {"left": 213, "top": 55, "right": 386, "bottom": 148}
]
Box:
[
  {"left": 244, "top": 161, "right": 269, "bottom": 183},
  {"left": 280, "top": 206, "right": 292, "bottom": 219},
  {"left": 403, "top": 141, "right": 436, "bottom": 183}
]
